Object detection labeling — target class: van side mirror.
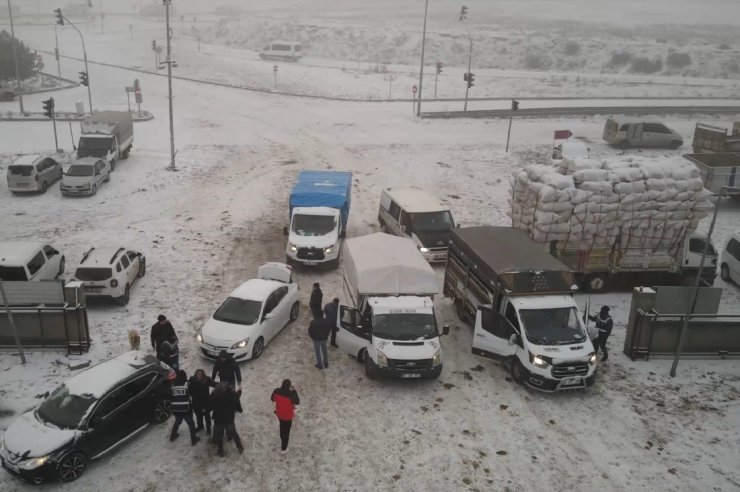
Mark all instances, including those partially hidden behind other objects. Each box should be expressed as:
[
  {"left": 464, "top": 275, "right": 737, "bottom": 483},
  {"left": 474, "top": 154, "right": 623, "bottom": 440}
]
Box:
[
  {"left": 283, "top": 226, "right": 288, "bottom": 236},
  {"left": 508, "top": 333, "right": 518, "bottom": 346},
  {"left": 442, "top": 325, "right": 450, "bottom": 336}
]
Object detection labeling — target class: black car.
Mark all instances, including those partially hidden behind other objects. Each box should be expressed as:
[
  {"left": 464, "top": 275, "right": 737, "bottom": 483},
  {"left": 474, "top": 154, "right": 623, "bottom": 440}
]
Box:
[{"left": 0, "top": 352, "right": 174, "bottom": 484}]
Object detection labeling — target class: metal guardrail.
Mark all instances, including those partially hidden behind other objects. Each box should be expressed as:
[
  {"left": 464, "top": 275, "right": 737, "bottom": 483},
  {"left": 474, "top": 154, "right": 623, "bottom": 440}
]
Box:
[{"left": 421, "top": 106, "right": 740, "bottom": 119}]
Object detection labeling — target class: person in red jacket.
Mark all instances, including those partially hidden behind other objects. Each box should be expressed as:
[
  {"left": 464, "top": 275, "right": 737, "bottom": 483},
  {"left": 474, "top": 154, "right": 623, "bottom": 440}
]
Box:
[{"left": 271, "top": 379, "right": 300, "bottom": 454}]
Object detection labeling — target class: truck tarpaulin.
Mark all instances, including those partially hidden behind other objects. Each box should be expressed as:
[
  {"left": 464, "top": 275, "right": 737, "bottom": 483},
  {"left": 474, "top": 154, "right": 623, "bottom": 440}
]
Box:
[{"left": 289, "top": 170, "right": 352, "bottom": 229}]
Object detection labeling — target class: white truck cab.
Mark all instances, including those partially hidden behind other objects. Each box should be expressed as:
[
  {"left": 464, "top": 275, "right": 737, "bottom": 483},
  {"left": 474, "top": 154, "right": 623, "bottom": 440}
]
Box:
[{"left": 286, "top": 206, "right": 342, "bottom": 266}]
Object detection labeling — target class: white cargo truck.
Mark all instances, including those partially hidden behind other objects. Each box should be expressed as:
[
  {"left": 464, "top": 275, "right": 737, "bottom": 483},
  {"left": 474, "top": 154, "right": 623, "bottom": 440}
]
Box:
[
  {"left": 77, "top": 111, "right": 134, "bottom": 171},
  {"left": 336, "top": 233, "right": 449, "bottom": 380}
]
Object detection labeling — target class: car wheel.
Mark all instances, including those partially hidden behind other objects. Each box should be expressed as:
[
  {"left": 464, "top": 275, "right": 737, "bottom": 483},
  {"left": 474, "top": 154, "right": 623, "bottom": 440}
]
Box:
[
  {"left": 104, "top": 172, "right": 111, "bottom": 183},
  {"left": 57, "top": 452, "right": 87, "bottom": 482},
  {"left": 365, "top": 352, "right": 377, "bottom": 380},
  {"left": 252, "top": 336, "right": 265, "bottom": 359},
  {"left": 154, "top": 399, "right": 172, "bottom": 423},
  {"left": 509, "top": 358, "right": 525, "bottom": 385},
  {"left": 118, "top": 285, "right": 130, "bottom": 306},
  {"left": 110, "top": 160, "right": 116, "bottom": 172},
  {"left": 138, "top": 258, "right": 146, "bottom": 277},
  {"left": 91, "top": 184, "right": 97, "bottom": 196},
  {"left": 41, "top": 181, "right": 48, "bottom": 193},
  {"left": 289, "top": 301, "right": 299, "bottom": 322},
  {"left": 58, "top": 257, "right": 65, "bottom": 278},
  {"left": 721, "top": 264, "right": 731, "bottom": 282},
  {"left": 669, "top": 140, "right": 682, "bottom": 150},
  {"left": 583, "top": 273, "right": 608, "bottom": 293}
]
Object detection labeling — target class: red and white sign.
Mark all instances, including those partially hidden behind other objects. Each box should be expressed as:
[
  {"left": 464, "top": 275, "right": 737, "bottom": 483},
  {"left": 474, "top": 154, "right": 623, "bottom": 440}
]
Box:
[
  {"left": 554, "top": 129, "right": 573, "bottom": 140},
  {"left": 411, "top": 84, "right": 418, "bottom": 95},
  {"left": 273, "top": 65, "right": 278, "bottom": 72}
]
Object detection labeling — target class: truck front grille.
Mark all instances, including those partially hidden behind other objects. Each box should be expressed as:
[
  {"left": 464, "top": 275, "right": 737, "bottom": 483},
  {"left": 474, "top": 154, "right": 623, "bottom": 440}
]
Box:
[
  {"left": 297, "top": 247, "right": 325, "bottom": 260},
  {"left": 552, "top": 362, "right": 589, "bottom": 378},
  {"left": 387, "top": 358, "right": 433, "bottom": 371}
]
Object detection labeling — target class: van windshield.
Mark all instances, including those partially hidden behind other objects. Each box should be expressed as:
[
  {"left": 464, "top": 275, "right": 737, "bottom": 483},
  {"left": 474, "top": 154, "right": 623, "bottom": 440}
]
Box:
[
  {"left": 0, "top": 266, "right": 28, "bottom": 281},
  {"left": 37, "top": 385, "right": 97, "bottom": 430},
  {"left": 291, "top": 214, "right": 336, "bottom": 236},
  {"left": 66, "top": 165, "right": 94, "bottom": 177},
  {"left": 9, "top": 165, "right": 33, "bottom": 176},
  {"left": 213, "top": 297, "right": 262, "bottom": 325},
  {"left": 519, "top": 307, "right": 587, "bottom": 346},
  {"left": 373, "top": 313, "right": 437, "bottom": 340},
  {"left": 410, "top": 211, "right": 454, "bottom": 233},
  {"left": 74, "top": 268, "right": 112, "bottom": 281}
]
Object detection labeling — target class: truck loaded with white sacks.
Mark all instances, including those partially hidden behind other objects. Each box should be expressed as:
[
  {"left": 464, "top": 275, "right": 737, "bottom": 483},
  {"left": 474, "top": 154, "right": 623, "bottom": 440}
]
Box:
[{"left": 509, "top": 156, "right": 718, "bottom": 292}]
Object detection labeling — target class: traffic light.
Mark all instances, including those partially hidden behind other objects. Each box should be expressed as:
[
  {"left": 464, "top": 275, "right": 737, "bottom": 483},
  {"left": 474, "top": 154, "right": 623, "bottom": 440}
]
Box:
[
  {"left": 467, "top": 72, "right": 475, "bottom": 88},
  {"left": 151, "top": 40, "right": 157, "bottom": 52},
  {"left": 463, "top": 72, "right": 468, "bottom": 82},
  {"left": 42, "top": 98, "right": 55, "bottom": 118},
  {"left": 87, "top": 0, "right": 93, "bottom": 7},
  {"left": 436, "top": 61, "right": 443, "bottom": 74},
  {"left": 54, "top": 8, "right": 64, "bottom": 26},
  {"left": 460, "top": 6, "right": 468, "bottom": 21},
  {"left": 511, "top": 99, "right": 519, "bottom": 111},
  {"left": 79, "top": 71, "right": 89, "bottom": 86}
]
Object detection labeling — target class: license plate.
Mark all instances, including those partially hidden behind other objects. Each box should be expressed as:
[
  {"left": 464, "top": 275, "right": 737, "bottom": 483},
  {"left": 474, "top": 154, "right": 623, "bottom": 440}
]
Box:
[
  {"left": 401, "top": 373, "right": 421, "bottom": 379},
  {"left": 561, "top": 376, "right": 582, "bottom": 386},
  {"left": 85, "top": 287, "right": 102, "bottom": 293},
  {"left": 302, "top": 260, "right": 318, "bottom": 266},
  {"left": 433, "top": 254, "right": 445, "bottom": 260},
  {"left": 207, "top": 349, "right": 219, "bottom": 356}
]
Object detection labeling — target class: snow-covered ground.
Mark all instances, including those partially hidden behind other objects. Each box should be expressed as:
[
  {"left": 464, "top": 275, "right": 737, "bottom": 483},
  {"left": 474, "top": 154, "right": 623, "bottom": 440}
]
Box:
[{"left": 1, "top": 4, "right": 740, "bottom": 492}]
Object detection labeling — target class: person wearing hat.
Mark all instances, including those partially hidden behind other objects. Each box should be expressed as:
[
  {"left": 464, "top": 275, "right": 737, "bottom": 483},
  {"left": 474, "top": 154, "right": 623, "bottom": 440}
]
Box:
[
  {"left": 588, "top": 306, "right": 613, "bottom": 361},
  {"left": 309, "top": 282, "right": 323, "bottom": 320},
  {"left": 151, "top": 314, "right": 178, "bottom": 362}
]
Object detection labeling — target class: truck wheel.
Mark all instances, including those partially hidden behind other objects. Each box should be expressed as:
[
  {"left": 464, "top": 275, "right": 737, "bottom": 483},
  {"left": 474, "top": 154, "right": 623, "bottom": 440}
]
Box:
[
  {"left": 122, "top": 148, "right": 130, "bottom": 159},
  {"left": 365, "top": 353, "right": 377, "bottom": 380},
  {"left": 290, "top": 301, "right": 299, "bottom": 322},
  {"left": 41, "top": 181, "right": 48, "bottom": 193},
  {"left": 138, "top": 257, "right": 146, "bottom": 277},
  {"left": 583, "top": 273, "right": 608, "bottom": 293},
  {"left": 721, "top": 264, "right": 731, "bottom": 282},
  {"left": 509, "top": 358, "right": 525, "bottom": 385}
]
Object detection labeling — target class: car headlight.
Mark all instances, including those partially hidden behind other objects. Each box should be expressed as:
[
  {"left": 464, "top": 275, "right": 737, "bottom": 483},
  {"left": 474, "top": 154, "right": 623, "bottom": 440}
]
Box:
[
  {"left": 231, "top": 338, "right": 249, "bottom": 350},
  {"left": 418, "top": 246, "right": 429, "bottom": 253},
  {"left": 432, "top": 349, "right": 441, "bottom": 366},
  {"left": 529, "top": 351, "right": 551, "bottom": 368},
  {"left": 589, "top": 352, "right": 597, "bottom": 365},
  {"left": 324, "top": 246, "right": 333, "bottom": 254},
  {"left": 19, "top": 455, "right": 50, "bottom": 470},
  {"left": 376, "top": 349, "right": 388, "bottom": 367},
  {"left": 289, "top": 243, "right": 297, "bottom": 252},
  {"left": 196, "top": 332, "right": 203, "bottom": 343}
]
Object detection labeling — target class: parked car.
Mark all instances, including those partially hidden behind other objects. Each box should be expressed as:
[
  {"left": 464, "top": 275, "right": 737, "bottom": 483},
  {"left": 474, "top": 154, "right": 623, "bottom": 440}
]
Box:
[
  {"left": 0, "top": 86, "right": 15, "bottom": 101},
  {"left": 378, "top": 188, "right": 456, "bottom": 262},
  {"left": 259, "top": 41, "right": 302, "bottom": 62},
  {"left": 0, "top": 242, "right": 64, "bottom": 281},
  {"left": 197, "top": 263, "right": 299, "bottom": 361},
  {"left": 70, "top": 247, "right": 146, "bottom": 305},
  {"left": 603, "top": 118, "right": 684, "bottom": 149},
  {"left": 720, "top": 233, "right": 740, "bottom": 285},
  {"left": 7, "top": 154, "right": 63, "bottom": 194},
  {"left": 0, "top": 352, "right": 174, "bottom": 484},
  {"left": 60, "top": 157, "right": 111, "bottom": 197}
]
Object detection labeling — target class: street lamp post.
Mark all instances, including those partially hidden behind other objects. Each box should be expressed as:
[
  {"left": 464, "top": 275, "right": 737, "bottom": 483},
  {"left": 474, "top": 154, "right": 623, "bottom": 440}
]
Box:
[
  {"left": 7, "top": 0, "right": 24, "bottom": 114},
  {"left": 54, "top": 22, "right": 62, "bottom": 77},
  {"left": 163, "top": 0, "right": 177, "bottom": 171},
  {"left": 670, "top": 186, "right": 740, "bottom": 377},
  {"left": 416, "top": 0, "right": 429, "bottom": 116},
  {"left": 58, "top": 11, "right": 93, "bottom": 114},
  {"left": 460, "top": 7, "right": 473, "bottom": 112}
]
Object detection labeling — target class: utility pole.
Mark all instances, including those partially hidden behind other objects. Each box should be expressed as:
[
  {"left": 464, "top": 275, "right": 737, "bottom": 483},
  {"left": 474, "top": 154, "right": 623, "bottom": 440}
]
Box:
[
  {"left": 0, "top": 281, "right": 26, "bottom": 364},
  {"left": 416, "top": 0, "right": 429, "bottom": 116},
  {"left": 57, "top": 9, "right": 93, "bottom": 114},
  {"left": 460, "top": 6, "right": 473, "bottom": 111},
  {"left": 434, "top": 61, "right": 443, "bottom": 98},
  {"left": 506, "top": 99, "right": 519, "bottom": 153},
  {"left": 7, "top": 0, "right": 24, "bottom": 114},
  {"left": 54, "top": 22, "right": 62, "bottom": 77},
  {"left": 164, "top": 0, "right": 177, "bottom": 171},
  {"left": 98, "top": 0, "right": 104, "bottom": 34}
]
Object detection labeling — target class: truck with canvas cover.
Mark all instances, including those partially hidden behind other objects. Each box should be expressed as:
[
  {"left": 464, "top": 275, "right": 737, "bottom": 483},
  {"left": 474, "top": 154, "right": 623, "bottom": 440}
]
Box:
[
  {"left": 511, "top": 157, "right": 717, "bottom": 293},
  {"left": 444, "top": 226, "right": 596, "bottom": 392},
  {"left": 336, "top": 233, "right": 449, "bottom": 380},
  {"left": 77, "top": 111, "right": 134, "bottom": 171},
  {"left": 285, "top": 170, "right": 352, "bottom": 268}
]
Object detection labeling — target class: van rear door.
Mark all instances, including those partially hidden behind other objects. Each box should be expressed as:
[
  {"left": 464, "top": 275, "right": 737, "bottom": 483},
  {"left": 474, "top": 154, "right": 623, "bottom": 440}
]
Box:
[{"left": 627, "top": 123, "right": 643, "bottom": 145}]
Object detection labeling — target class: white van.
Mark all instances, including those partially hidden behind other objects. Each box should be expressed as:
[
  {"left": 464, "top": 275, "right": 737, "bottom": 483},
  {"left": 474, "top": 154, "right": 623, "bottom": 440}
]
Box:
[
  {"left": 259, "top": 41, "right": 303, "bottom": 62},
  {"left": 0, "top": 242, "right": 65, "bottom": 281},
  {"left": 378, "top": 188, "right": 455, "bottom": 263},
  {"left": 603, "top": 118, "right": 683, "bottom": 149},
  {"left": 7, "top": 154, "right": 63, "bottom": 194}
]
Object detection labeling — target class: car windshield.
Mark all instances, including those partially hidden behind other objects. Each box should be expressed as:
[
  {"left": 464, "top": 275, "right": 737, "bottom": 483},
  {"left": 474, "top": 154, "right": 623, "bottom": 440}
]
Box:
[
  {"left": 79, "top": 137, "right": 112, "bottom": 151},
  {"left": 66, "top": 165, "right": 94, "bottom": 177},
  {"left": 519, "top": 307, "right": 587, "bottom": 346},
  {"left": 74, "top": 267, "right": 112, "bottom": 281},
  {"left": 373, "top": 313, "right": 437, "bottom": 340},
  {"left": 0, "top": 265, "right": 28, "bottom": 281},
  {"left": 213, "top": 297, "right": 262, "bottom": 325},
  {"left": 9, "top": 165, "right": 33, "bottom": 176},
  {"left": 410, "top": 211, "right": 454, "bottom": 233},
  {"left": 291, "top": 214, "right": 336, "bottom": 236},
  {"left": 37, "top": 385, "right": 97, "bottom": 430}
]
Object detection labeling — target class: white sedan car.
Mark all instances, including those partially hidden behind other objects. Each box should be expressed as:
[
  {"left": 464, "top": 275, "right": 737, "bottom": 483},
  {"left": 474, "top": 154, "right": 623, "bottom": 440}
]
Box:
[{"left": 197, "top": 263, "right": 300, "bottom": 361}]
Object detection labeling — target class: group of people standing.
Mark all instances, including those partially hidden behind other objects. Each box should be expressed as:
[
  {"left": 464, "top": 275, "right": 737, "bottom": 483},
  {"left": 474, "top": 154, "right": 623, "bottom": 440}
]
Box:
[{"left": 308, "top": 282, "right": 340, "bottom": 370}]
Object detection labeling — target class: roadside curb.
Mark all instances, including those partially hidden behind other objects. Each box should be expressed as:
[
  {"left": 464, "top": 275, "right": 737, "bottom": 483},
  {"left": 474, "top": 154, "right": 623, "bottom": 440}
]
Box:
[{"left": 0, "top": 110, "right": 154, "bottom": 122}]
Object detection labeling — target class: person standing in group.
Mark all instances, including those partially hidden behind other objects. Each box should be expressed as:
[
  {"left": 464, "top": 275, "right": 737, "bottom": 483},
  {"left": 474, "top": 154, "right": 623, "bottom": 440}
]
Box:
[
  {"left": 323, "top": 297, "right": 340, "bottom": 348},
  {"left": 189, "top": 369, "right": 214, "bottom": 435},
  {"left": 170, "top": 370, "right": 200, "bottom": 446},
  {"left": 308, "top": 313, "right": 331, "bottom": 369},
  {"left": 271, "top": 379, "right": 300, "bottom": 454},
  {"left": 159, "top": 335, "right": 180, "bottom": 370},
  {"left": 211, "top": 350, "right": 242, "bottom": 390},
  {"left": 309, "top": 282, "right": 323, "bottom": 319},
  {"left": 151, "top": 314, "right": 178, "bottom": 362},
  {"left": 589, "top": 306, "right": 613, "bottom": 361},
  {"left": 210, "top": 383, "right": 244, "bottom": 457}
]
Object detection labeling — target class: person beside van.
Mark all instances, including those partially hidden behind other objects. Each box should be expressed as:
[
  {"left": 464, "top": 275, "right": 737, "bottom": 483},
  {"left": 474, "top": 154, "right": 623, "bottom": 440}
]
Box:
[{"left": 589, "top": 306, "right": 613, "bottom": 361}]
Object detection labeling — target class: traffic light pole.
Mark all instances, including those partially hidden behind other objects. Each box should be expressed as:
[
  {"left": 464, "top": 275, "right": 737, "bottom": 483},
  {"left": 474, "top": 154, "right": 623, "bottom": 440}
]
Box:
[
  {"left": 7, "top": 0, "right": 24, "bottom": 114},
  {"left": 434, "top": 65, "right": 439, "bottom": 98},
  {"left": 416, "top": 0, "right": 429, "bottom": 116},
  {"left": 63, "top": 16, "right": 93, "bottom": 114},
  {"left": 505, "top": 114, "right": 513, "bottom": 153},
  {"left": 462, "top": 20, "right": 473, "bottom": 112},
  {"left": 164, "top": 0, "right": 177, "bottom": 171},
  {"left": 51, "top": 106, "right": 59, "bottom": 151}
]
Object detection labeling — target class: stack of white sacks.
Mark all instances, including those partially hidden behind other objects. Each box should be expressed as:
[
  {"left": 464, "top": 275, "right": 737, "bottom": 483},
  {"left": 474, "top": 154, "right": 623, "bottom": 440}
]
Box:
[{"left": 510, "top": 156, "right": 713, "bottom": 250}]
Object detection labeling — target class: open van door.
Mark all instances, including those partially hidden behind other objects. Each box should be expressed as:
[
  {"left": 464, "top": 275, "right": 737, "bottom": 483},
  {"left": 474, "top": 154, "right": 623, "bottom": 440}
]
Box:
[
  {"left": 471, "top": 306, "right": 518, "bottom": 360},
  {"left": 336, "top": 305, "right": 371, "bottom": 357},
  {"left": 627, "top": 123, "right": 643, "bottom": 146}
]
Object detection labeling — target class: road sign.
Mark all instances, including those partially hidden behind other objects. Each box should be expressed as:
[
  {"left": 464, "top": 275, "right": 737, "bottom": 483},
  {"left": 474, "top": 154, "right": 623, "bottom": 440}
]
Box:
[
  {"left": 273, "top": 65, "right": 278, "bottom": 72},
  {"left": 412, "top": 84, "right": 418, "bottom": 95}
]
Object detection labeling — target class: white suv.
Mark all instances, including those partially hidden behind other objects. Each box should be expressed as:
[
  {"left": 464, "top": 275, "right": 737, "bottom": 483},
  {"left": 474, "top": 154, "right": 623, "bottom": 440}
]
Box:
[{"left": 71, "top": 247, "right": 146, "bottom": 305}]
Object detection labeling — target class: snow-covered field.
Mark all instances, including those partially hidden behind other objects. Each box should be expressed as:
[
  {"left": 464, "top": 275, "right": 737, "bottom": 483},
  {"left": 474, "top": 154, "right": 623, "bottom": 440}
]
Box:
[{"left": 1, "top": 3, "right": 740, "bottom": 491}]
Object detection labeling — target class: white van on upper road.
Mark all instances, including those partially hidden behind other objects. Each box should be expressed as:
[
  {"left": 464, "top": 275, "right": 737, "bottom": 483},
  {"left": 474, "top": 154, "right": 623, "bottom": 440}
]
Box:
[{"left": 259, "top": 41, "right": 303, "bottom": 62}]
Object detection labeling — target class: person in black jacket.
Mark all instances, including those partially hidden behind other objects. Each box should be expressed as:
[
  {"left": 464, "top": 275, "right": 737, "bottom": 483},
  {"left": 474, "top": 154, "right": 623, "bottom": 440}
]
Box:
[
  {"left": 151, "top": 314, "right": 178, "bottom": 359},
  {"left": 189, "top": 369, "right": 214, "bottom": 435},
  {"left": 323, "top": 298, "right": 340, "bottom": 348},
  {"left": 309, "top": 282, "right": 323, "bottom": 319},
  {"left": 170, "top": 370, "right": 199, "bottom": 445},
  {"left": 159, "top": 336, "right": 179, "bottom": 370},
  {"left": 589, "top": 306, "right": 614, "bottom": 361},
  {"left": 308, "top": 316, "right": 331, "bottom": 369},
  {"left": 211, "top": 350, "right": 242, "bottom": 389},
  {"left": 210, "top": 383, "right": 244, "bottom": 457}
]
